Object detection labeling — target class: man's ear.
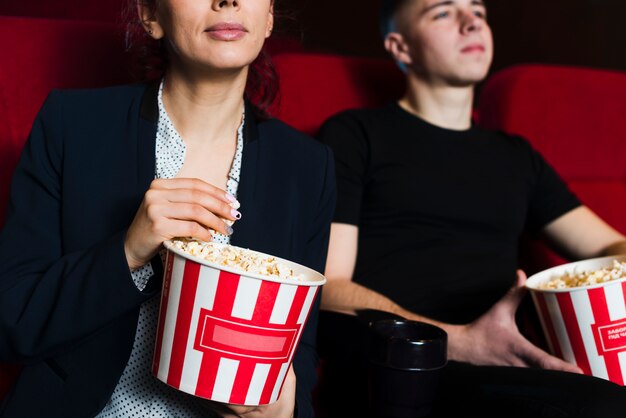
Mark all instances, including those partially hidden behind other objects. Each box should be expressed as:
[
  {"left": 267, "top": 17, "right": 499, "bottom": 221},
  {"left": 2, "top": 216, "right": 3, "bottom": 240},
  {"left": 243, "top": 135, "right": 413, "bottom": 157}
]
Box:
[
  {"left": 384, "top": 32, "right": 413, "bottom": 67},
  {"left": 137, "top": 0, "right": 164, "bottom": 39}
]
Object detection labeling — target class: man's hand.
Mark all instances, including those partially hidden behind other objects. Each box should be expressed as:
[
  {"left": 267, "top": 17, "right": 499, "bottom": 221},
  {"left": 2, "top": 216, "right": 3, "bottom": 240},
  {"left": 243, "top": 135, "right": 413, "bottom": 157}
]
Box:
[{"left": 446, "top": 270, "right": 582, "bottom": 373}]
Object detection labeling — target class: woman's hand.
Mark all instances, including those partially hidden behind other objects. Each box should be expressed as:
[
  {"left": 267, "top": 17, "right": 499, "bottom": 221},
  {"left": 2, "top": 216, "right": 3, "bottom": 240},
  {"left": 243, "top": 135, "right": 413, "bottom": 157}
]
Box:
[
  {"left": 446, "top": 270, "right": 582, "bottom": 373},
  {"left": 200, "top": 366, "right": 296, "bottom": 418},
  {"left": 124, "top": 178, "right": 241, "bottom": 269}
]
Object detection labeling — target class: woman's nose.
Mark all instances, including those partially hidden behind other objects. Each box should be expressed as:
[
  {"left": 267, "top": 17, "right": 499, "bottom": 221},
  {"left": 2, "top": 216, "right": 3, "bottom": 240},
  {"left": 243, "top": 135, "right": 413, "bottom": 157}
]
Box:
[{"left": 212, "top": 0, "right": 240, "bottom": 10}]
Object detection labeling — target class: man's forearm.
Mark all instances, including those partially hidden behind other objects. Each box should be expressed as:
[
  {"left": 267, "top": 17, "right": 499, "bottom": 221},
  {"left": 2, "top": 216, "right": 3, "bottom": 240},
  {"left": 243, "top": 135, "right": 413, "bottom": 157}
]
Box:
[
  {"left": 600, "top": 240, "right": 626, "bottom": 257},
  {"left": 322, "top": 279, "right": 493, "bottom": 363},
  {"left": 320, "top": 280, "right": 450, "bottom": 330}
]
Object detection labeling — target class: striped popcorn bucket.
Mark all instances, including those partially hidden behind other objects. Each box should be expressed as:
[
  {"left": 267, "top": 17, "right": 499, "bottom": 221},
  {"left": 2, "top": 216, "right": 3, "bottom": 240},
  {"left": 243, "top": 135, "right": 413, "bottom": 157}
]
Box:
[
  {"left": 526, "top": 255, "right": 626, "bottom": 385},
  {"left": 152, "top": 241, "right": 326, "bottom": 405}
]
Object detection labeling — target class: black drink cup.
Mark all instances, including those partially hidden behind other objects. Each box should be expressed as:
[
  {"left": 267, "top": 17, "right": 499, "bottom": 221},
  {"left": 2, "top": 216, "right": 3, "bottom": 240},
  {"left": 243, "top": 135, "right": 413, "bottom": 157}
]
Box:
[{"left": 368, "top": 320, "right": 447, "bottom": 418}]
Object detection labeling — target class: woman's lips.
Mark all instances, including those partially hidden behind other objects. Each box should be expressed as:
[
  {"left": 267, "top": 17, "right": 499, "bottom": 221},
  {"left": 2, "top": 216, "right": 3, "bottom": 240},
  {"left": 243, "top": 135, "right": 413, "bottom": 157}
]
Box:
[{"left": 205, "top": 23, "right": 247, "bottom": 41}]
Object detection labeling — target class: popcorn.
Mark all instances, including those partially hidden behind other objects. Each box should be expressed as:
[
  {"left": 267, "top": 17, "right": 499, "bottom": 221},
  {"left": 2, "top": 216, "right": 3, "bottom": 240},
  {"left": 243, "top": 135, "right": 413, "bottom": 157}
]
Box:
[
  {"left": 538, "top": 260, "right": 626, "bottom": 290},
  {"left": 170, "top": 238, "right": 305, "bottom": 281}
]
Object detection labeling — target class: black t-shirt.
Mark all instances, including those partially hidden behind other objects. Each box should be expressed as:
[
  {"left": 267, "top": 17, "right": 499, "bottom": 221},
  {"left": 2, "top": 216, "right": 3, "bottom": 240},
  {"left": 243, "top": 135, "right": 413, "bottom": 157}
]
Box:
[{"left": 317, "top": 103, "right": 580, "bottom": 324}]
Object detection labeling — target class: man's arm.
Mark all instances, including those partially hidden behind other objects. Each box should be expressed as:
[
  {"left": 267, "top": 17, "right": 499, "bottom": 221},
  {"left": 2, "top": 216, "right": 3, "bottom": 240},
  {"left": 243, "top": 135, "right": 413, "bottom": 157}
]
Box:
[
  {"left": 541, "top": 206, "right": 626, "bottom": 259},
  {"left": 322, "top": 223, "right": 580, "bottom": 372},
  {"left": 322, "top": 223, "right": 415, "bottom": 316},
  {"left": 323, "top": 223, "right": 580, "bottom": 372},
  {"left": 323, "top": 223, "right": 472, "bottom": 361}
]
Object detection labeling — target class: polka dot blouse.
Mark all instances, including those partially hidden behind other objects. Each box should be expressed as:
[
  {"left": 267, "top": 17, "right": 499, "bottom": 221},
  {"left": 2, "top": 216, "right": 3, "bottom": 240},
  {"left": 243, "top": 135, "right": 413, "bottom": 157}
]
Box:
[{"left": 95, "top": 80, "right": 244, "bottom": 418}]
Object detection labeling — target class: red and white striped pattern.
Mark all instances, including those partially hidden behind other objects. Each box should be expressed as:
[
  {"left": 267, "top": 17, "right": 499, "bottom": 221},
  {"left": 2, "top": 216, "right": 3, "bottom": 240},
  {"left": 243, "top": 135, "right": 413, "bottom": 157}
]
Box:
[
  {"left": 152, "top": 252, "right": 320, "bottom": 405},
  {"left": 532, "top": 280, "right": 626, "bottom": 385}
]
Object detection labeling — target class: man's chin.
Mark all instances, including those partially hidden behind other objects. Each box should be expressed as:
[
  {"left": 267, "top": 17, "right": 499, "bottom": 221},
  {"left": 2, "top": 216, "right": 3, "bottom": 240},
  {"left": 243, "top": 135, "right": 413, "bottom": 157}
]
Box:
[{"left": 448, "top": 71, "right": 490, "bottom": 88}]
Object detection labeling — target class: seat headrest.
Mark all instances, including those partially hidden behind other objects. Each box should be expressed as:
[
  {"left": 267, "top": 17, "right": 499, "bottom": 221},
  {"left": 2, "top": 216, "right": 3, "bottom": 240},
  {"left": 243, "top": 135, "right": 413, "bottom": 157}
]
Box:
[
  {"left": 479, "top": 64, "right": 626, "bottom": 180},
  {"left": 272, "top": 53, "right": 405, "bottom": 135}
]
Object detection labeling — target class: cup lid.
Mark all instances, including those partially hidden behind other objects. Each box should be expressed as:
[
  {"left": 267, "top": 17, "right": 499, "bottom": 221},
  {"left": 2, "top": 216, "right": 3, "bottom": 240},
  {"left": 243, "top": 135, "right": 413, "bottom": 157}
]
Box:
[{"left": 369, "top": 319, "right": 447, "bottom": 371}]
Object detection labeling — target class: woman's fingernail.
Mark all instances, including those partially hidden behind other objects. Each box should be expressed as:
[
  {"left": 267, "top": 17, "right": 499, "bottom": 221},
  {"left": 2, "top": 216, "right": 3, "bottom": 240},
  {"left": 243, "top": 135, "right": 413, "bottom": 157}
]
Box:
[
  {"left": 226, "top": 226, "right": 234, "bottom": 236},
  {"left": 225, "top": 193, "right": 241, "bottom": 209},
  {"left": 231, "top": 209, "right": 242, "bottom": 220}
]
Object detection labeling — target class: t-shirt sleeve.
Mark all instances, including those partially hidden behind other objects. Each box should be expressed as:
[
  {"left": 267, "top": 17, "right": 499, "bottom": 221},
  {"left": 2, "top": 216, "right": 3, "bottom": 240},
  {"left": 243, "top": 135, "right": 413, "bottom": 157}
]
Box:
[
  {"left": 316, "top": 112, "right": 369, "bottom": 225},
  {"left": 526, "top": 142, "right": 581, "bottom": 231}
]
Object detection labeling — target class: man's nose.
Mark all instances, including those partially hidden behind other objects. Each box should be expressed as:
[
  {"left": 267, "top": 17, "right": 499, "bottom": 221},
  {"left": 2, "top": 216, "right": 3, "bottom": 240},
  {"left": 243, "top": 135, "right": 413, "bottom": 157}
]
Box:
[{"left": 460, "top": 10, "right": 483, "bottom": 34}]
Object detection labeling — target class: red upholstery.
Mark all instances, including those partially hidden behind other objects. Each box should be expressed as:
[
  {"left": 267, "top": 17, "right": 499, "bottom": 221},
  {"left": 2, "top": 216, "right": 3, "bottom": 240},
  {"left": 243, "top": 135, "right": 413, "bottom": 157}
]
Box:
[
  {"left": 0, "top": 16, "right": 133, "bottom": 226},
  {"left": 272, "top": 53, "right": 405, "bottom": 136},
  {"left": 0, "top": 0, "right": 126, "bottom": 22},
  {"left": 0, "top": 16, "right": 133, "bottom": 400},
  {"left": 479, "top": 64, "right": 626, "bottom": 272}
]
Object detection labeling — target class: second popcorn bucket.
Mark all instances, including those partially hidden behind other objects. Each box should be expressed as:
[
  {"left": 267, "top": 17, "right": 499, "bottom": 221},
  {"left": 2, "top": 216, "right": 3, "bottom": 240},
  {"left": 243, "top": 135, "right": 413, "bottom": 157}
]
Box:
[
  {"left": 526, "top": 255, "right": 626, "bottom": 385},
  {"left": 152, "top": 240, "right": 326, "bottom": 405}
]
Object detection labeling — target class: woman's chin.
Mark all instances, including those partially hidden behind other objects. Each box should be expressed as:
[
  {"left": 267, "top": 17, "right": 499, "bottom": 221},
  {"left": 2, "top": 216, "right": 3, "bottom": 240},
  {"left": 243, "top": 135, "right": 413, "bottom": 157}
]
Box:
[{"left": 199, "top": 54, "right": 260, "bottom": 73}]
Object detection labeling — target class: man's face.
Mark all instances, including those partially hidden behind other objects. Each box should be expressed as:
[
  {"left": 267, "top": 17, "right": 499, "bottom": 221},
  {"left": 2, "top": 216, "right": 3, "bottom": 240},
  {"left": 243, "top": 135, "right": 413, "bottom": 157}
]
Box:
[{"left": 391, "top": 0, "right": 494, "bottom": 86}]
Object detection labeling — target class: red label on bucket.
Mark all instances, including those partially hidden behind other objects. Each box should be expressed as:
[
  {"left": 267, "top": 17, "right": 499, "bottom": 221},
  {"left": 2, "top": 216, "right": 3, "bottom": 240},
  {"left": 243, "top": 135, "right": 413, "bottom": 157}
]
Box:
[
  {"left": 593, "top": 320, "right": 626, "bottom": 354},
  {"left": 194, "top": 308, "right": 299, "bottom": 360}
]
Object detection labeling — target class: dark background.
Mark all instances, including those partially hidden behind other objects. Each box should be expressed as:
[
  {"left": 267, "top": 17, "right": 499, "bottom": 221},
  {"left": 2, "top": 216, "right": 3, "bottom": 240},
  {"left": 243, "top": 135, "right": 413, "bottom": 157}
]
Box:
[
  {"left": 2, "top": 0, "right": 624, "bottom": 74},
  {"left": 281, "top": 0, "right": 626, "bottom": 75}
]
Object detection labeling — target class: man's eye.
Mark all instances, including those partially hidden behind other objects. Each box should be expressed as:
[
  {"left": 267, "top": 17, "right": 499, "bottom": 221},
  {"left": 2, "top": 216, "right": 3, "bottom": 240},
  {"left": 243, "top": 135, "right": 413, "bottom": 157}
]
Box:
[
  {"left": 473, "top": 9, "right": 486, "bottom": 18},
  {"left": 434, "top": 11, "right": 449, "bottom": 19}
]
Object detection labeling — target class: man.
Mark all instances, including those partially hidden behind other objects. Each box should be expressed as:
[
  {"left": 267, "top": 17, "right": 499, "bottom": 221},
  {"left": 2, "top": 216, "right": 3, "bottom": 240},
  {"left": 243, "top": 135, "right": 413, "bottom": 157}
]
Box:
[{"left": 317, "top": 0, "right": 626, "bottom": 416}]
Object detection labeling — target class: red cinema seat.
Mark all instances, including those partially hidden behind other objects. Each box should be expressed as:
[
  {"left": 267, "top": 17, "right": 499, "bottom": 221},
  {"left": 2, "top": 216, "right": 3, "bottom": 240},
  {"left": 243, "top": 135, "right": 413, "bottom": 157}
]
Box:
[
  {"left": 272, "top": 53, "right": 405, "bottom": 136},
  {"left": 0, "top": 0, "right": 126, "bottom": 22},
  {"left": 478, "top": 64, "right": 626, "bottom": 273},
  {"left": 0, "top": 15, "right": 133, "bottom": 401},
  {"left": 0, "top": 16, "right": 133, "bottom": 226}
]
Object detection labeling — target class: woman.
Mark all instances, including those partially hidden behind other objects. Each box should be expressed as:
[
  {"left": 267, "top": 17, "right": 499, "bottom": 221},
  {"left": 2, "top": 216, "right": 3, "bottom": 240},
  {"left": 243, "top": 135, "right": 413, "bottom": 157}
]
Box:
[{"left": 0, "top": 0, "right": 335, "bottom": 417}]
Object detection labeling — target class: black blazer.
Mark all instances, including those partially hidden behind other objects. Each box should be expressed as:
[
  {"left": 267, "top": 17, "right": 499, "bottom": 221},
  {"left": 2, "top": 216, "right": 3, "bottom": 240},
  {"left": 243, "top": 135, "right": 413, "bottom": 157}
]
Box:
[{"left": 0, "top": 83, "right": 335, "bottom": 418}]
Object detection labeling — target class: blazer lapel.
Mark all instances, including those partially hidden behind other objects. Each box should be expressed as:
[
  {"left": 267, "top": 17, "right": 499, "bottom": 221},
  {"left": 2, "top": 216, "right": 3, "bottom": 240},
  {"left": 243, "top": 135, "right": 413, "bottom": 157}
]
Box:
[
  {"left": 136, "top": 82, "right": 164, "bottom": 281},
  {"left": 230, "top": 102, "right": 260, "bottom": 248},
  {"left": 137, "top": 81, "right": 159, "bottom": 192}
]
